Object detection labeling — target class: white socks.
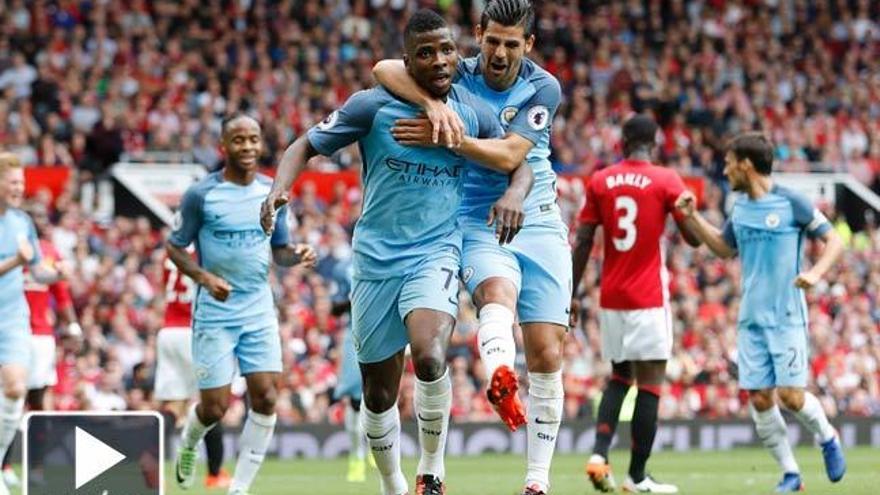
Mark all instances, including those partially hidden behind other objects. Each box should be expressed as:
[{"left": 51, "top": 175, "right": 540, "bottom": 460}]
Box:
[
  {"left": 230, "top": 410, "right": 276, "bottom": 493},
  {"left": 477, "top": 303, "right": 516, "bottom": 381},
  {"left": 181, "top": 403, "right": 216, "bottom": 450},
  {"left": 415, "top": 370, "right": 452, "bottom": 480},
  {"left": 526, "top": 370, "right": 564, "bottom": 492},
  {"left": 363, "top": 404, "right": 407, "bottom": 495},
  {"left": 791, "top": 392, "right": 836, "bottom": 443},
  {"left": 0, "top": 396, "right": 23, "bottom": 460},
  {"left": 750, "top": 404, "right": 799, "bottom": 474},
  {"left": 345, "top": 403, "right": 366, "bottom": 461}
]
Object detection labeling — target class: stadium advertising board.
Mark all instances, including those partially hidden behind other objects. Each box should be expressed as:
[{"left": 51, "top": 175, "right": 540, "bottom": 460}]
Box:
[{"left": 192, "top": 418, "right": 880, "bottom": 460}]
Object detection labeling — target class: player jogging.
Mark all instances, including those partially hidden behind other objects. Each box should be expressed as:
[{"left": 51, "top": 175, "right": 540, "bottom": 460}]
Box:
[
  {"left": 0, "top": 152, "right": 62, "bottom": 495},
  {"left": 169, "top": 114, "right": 317, "bottom": 495},
  {"left": 675, "top": 132, "right": 846, "bottom": 492},
  {"left": 373, "top": 2, "right": 568, "bottom": 492},
  {"left": 328, "top": 256, "right": 370, "bottom": 483},
  {"left": 262, "top": 10, "right": 531, "bottom": 495},
  {"left": 571, "top": 115, "right": 700, "bottom": 493},
  {"left": 156, "top": 253, "right": 230, "bottom": 489}
]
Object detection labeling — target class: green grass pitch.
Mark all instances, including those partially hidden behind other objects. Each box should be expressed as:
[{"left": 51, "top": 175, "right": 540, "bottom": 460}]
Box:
[{"left": 158, "top": 447, "right": 877, "bottom": 494}]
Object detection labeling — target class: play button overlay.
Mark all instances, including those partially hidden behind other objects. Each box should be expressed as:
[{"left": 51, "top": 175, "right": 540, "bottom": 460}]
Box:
[
  {"left": 24, "top": 411, "right": 164, "bottom": 494},
  {"left": 75, "top": 427, "right": 127, "bottom": 489}
]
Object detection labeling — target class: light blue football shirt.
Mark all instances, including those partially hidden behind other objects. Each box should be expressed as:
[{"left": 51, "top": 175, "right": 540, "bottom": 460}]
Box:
[
  {"left": 168, "top": 172, "right": 290, "bottom": 328},
  {"left": 307, "top": 85, "right": 502, "bottom": 280},
  {"left": 0, "top": 208, "right": 41, "bottom": 332},
  {"left": 455, "top": 55, "right": 562, "bottom": 224},
  {"left": 723, "top": 185, "right": 832, "bottom": 328}
]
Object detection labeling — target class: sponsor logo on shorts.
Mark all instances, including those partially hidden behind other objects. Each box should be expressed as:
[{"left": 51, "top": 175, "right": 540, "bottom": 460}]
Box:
[{"left": 461, "top": 266, "right": 475, "bottom": 284}]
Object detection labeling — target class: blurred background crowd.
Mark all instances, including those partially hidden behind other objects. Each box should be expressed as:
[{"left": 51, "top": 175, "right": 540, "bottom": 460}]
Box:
[{"left": 1, "top": 0, "right": 878, "bottom": 426}]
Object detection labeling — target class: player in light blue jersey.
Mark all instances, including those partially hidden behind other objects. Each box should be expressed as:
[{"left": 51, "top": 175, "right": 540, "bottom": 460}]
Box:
[
  {"left": 373, "top": 2, "right": 568, "bottom": 493},
  {"left": 261, "top": 11, "right": 532, "bottom": 495},
  {"left": 0, "top": 152, "right": 64, "bottom": 495},
  {"left": 168, "top": 115, "right": 317, "bottom": 495},
  {"left": 328, "top": 257, "right": 369, "bottom": 483},
  {"left": 677, "top": 133, "right": 846, "bottom": 493}
]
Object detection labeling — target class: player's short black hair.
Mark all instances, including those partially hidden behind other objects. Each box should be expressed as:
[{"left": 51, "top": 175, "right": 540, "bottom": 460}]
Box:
[
  {"left": 621, "top": 114, "right": 658, "bottom": 156},
  {"left": 221, "top": 112, "right": 258, "bottom": 137},
  {"left": 480, "top": 0, "right": 535, "bottom": 38},
  {"left": 404, "top": 9, "right": 448, "bottom": 47},
  {"left": 727, "top": 132, "right": 774, "bottom": 175}
]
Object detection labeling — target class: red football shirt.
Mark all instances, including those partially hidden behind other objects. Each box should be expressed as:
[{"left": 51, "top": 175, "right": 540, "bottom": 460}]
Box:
[
  {"left": 578, "top": 159, "right": 686, "bottom": 310},
  {"left": 162, "top": 257, "right": 195, "bottom": 328},
  {"left": 24, "top": 240, "right": 73, "bottom": 336}
]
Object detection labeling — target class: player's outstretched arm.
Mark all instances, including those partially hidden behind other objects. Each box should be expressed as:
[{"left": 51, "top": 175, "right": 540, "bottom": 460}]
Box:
[
  {"left": 675, "top": 191, "right": 736, "bottom": 259},
  {"left": 372, "top": 59, "right": 464, "bottom": 147},
  {"left": 794, "top": 228, "right": 844, "bottom": 289},
  {"left": 261, "top": 135, "right": 320, "bottom": 235},
  {"left": 166, "top": 243, "right": 231, "bottom": 302},
  {"left": 570, "top": 223, "right": 598, "bottom": 327},
  {"left": 675, "top": 217, "right": 704, "bottom": 247}
]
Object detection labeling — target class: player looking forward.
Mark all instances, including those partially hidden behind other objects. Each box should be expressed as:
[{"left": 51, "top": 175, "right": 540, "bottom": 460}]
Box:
[
  {"left": 169, "top": 114, "right": 317, "bottom": 495},
  {"left": 373, "top": 2, "right": 568, "bottom": 493},
  {"left": 676, "top": 132, "right": 846, "bottom": 492},
  {"left": 262, "top": 10, "right": 531, "bottom": 495},
  {"left": 156, "top": 253, "right": 229, "bottom": 489},
  {"left": 571, "top": 115, "right": 700, "bottom": 493}
]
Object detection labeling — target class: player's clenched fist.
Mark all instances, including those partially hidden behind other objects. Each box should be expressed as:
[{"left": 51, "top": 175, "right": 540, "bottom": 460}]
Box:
[
  {"left": 200, "top": 272, "right": 232, "bottom": 302},
  {"left": 260, "top": 192, "right": 289, "bottom": 235},
  {"left": 675, "top": 190, "right": 697, "bottom": 218},
  {"left": 293, "top": 243, "right": 318, "bottom": 268},
  {"left": 794, "top": 270, "right": 820, "bottom": 289}
]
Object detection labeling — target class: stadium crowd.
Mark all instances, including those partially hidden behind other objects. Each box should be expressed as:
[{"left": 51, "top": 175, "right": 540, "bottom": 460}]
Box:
[{"left": 0, "top": 0, "right": 879, "bottom": 425}]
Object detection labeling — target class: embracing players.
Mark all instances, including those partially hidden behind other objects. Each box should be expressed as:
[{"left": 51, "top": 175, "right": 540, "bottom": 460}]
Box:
[
  {"left": 571, "top": 115, "right": 700, "bottom": 493},
  {"left": 169, "top": 114, "right": 316, "bottom": 495},
  {"left": 373, "top": 1, "right": 569, "bottom": 493},
  {"left": 262, "top": 10, "right": 531, "bottom": 495},
  {"left": 676, "top": 132, "right": 846, "bottom": 492}
]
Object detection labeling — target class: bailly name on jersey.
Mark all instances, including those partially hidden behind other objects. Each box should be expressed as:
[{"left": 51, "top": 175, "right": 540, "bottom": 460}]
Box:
[
  {"left": 605, "top": 173, "right": 653, "bottom": 190},
  {"left": 385, "top": 158, "right": 464, "bottom": 187}
]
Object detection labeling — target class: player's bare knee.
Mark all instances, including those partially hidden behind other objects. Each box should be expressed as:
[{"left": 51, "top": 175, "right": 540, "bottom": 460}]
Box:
[
  {"left": 363, "top": 386, "right": 397, "bottom": 413},
  {"left": 198, "top": 401, "right": 228, "bottom": 425},
  {"left": 748, "top": 389, "right": 776, "bottom": 411},
  {"left": 474, "top": 278, "right": 517, "bottom": 309},
  {"left": 777, "top": 387, "right": 805, "bottom": 411},
  {"left": 3, "top": 384, "right": 25, "bottom": 400},
  {"left": 413, "top": 353, "right": 446, "bottom": 382},
  {"left": 251, "top": 389, "right": 278, "bottom": 415},
  {"left": 526, "top": 341, "right": 562, "bottom": 373}
]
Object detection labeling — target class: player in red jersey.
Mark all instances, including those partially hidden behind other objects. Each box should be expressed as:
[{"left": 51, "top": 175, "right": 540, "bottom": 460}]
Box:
[
  {"left": 156, "top": 255, "right": 230, "bottom": 489},
  {"left": 571, "top": 115, "right": 699, "bottom": 494}
]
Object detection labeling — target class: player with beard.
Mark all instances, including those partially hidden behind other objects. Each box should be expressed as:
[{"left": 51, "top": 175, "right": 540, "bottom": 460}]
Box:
[
  {"left": 261, "top": 10, "right": 532, "bottom": 495},
  {"left": 373, "top": 1, "right": 569, "bottom": 493}
]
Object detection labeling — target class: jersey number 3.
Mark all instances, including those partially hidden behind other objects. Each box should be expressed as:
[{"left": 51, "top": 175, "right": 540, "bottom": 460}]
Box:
[{"left": 613, "top": 196, "right": 637, "bottom": 252}]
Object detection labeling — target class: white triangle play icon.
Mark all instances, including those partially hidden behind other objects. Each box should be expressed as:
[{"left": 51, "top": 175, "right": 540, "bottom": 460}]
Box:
[{"left": 75, "top": 426, "right": 126, "bottom": 489}]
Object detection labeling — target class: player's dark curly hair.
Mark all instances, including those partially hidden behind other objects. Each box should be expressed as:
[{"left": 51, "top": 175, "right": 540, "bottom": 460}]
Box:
[
  {"left": 728, "top": 132, "right": 774, "bottom": 175},
  {"left": 404, "top": 9, "right": 448, "bottom": 46},
  {"left": 481, "top": 0, "right": 535, "bottom": 37},
  {"left": 622, "top": 114, "right": 658, "bottom": 157}
]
